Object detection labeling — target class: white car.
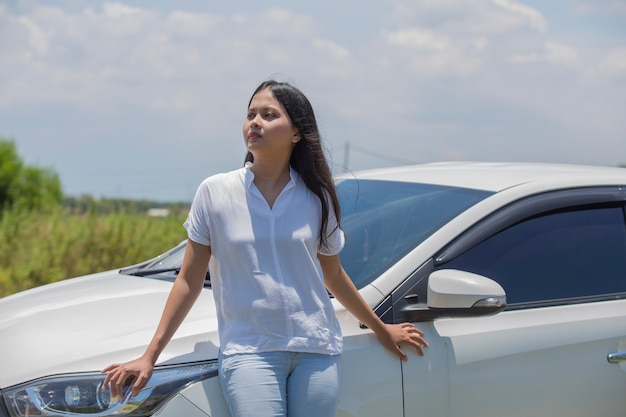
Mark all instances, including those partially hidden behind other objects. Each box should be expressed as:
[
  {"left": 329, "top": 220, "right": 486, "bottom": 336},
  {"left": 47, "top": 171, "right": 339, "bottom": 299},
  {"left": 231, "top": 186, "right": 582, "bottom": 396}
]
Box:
[{"left": 1, "top": 162, "right": 625, "bottom": 417}]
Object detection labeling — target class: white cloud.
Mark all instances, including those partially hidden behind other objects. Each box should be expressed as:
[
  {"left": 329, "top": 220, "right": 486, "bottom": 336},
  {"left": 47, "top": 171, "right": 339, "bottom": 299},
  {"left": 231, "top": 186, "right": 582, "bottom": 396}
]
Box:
[
  {"left": 507, "top": 41, "right": 579, "bottom": 66},
  {"left": 472, "top": 37, "right": 488, "bottom": 51},
  {"left": 377, "top": 0, "right": 560, "bottom": 78},
  {"left": 384, "top": 28, "right": 452, "bottom": 52},
  {"left": 102, "top": 2, "right": 141, "bottom": 18},
  {"left": 573, "top": 1, "right": 626, "bottom": 17},
  {"left": 0, "top": 0, "right": 625, "bottom": 200},
  {"left": 545, "top": 41, "right": 579, "bottom": 65},
  {"left": 381, "top": 28, "right": 482, "bottom": 77},
  {"left": 230, "top": 8, "right": 317, "bottom": 38},
  {"left": 597, "top": 47, "right": 626, "bottom": 78},
  {"left": 0, "top": 4, "right": 340, "bottom": 112},
  {"left": 507, "top": 53, "right": 540, "bottom": 64},
  {"left": 312, "top": 38, "right": 351, "bottom": 60},
  {"left": 97, "top": 2, "right": 157, "bottom": 36},
  {"left": 311, "top": 38, "right": 352, "bottom": 77},
  {"left": 18, "top": 15, "right": 48, "bottom": 54},
  {"left": 386, "top": 0, "right": 547, "bottom": 34},
  {"left": 165, "top": 11, "right": 222, "bottom": 37},
  {"left": 491, "top": 0, "right": 547, "bottom": 32}
]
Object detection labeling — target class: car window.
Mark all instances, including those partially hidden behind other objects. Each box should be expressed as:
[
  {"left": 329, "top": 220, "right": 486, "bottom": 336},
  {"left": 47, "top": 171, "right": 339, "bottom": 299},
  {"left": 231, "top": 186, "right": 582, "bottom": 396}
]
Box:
[
  {"left": 438, "top": 204, "right": 626, "bottom": 307},
  {"left": 336, "top": 179, "right": 491, "bottom": 288}
]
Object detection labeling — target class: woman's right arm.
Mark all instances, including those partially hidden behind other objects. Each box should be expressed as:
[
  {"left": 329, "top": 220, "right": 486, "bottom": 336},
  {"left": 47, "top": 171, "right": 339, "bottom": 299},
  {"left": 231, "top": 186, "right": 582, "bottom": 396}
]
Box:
[{"left": 101, "top": 239, "right": 212, "bottom": 398}]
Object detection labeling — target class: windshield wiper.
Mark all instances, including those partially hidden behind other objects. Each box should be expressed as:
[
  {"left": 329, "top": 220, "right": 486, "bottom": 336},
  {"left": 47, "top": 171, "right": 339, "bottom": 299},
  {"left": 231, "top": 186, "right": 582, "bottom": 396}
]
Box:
[
  {"left": 128, "top": 267, "right": 212, "bottom": 287},
  {"left": 130, "top": 267, "right": 181, "bottom": 277}
]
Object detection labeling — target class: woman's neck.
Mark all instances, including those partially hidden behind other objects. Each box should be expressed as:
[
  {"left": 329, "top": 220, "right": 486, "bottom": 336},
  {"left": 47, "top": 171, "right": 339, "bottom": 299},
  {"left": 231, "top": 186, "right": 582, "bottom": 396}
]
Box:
[
  {"left": 249, "top": 161, "right": 291, "bottom": 209},
  {"left": 249, "top": 159, "right": 291, "bottom": 184}
]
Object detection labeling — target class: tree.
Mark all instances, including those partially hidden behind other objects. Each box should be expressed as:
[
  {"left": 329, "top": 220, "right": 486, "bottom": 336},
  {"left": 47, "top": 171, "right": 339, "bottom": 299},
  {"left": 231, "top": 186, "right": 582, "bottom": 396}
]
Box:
[
  {"left": 0, "top": 140, "right": 23, "bottom": 209},
  {"left": 0, "top": 139, "right": 63, "bottom": 211}
]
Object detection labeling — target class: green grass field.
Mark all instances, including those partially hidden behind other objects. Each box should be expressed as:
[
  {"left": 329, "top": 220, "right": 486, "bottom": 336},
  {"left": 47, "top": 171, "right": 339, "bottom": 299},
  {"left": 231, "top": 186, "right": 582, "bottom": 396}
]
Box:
[{"left": 0, "top": 208, "right": 188, "bottom": 297}]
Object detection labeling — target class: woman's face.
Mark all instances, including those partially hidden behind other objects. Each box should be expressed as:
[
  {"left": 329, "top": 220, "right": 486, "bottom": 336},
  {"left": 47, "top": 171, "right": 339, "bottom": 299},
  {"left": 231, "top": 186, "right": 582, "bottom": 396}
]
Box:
[{"left": 243, "top": 88, "right": 300, "bottom": 159}]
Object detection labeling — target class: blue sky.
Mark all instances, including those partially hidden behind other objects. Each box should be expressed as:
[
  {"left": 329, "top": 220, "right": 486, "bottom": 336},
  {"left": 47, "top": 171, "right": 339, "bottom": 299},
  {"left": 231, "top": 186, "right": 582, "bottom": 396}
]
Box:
[{"left": 1, "top": 0, "right": 625, "bottom": 202}]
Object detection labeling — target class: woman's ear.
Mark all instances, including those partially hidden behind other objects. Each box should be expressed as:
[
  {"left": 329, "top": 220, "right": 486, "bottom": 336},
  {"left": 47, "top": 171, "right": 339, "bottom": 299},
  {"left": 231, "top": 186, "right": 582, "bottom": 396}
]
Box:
[{"left": 292, "top": 130, "right": 301, "bottom": 143}]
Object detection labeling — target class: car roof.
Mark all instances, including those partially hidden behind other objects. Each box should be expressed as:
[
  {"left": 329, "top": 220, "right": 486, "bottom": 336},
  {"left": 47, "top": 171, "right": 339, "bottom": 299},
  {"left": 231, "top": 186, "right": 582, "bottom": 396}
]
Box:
[{"left": 336, "top": 162, "right": 626, "bottom": 192}]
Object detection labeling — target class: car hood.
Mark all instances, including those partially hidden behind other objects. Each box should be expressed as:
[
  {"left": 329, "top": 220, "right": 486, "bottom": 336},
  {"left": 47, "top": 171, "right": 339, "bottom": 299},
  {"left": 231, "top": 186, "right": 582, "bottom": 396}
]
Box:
[{"left": 0, "top": 270, "right": 220, "bottom": 388}]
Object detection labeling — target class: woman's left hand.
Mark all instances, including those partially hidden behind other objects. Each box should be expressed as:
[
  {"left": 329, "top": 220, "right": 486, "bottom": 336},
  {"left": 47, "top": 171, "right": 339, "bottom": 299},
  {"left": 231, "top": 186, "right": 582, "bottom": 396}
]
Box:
[
  {"left": 376, "top": 323, "right": 429, "bottom": 361},
  {"left": 317, "top": 254, "right": 429, "bottom": 361}
]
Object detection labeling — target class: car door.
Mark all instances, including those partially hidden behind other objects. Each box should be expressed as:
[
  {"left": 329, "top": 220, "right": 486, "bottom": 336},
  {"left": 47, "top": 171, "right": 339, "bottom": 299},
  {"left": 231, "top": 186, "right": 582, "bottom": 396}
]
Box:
[{"left": 402, "top": 187, "right": 626, "bottom": 416}]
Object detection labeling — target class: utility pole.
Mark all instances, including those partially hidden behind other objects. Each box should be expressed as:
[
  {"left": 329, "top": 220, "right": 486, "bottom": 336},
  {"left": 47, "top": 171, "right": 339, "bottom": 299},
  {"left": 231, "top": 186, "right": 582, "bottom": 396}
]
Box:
[{"left": 343, "top": 141, "right": 350, "bottom": 173}]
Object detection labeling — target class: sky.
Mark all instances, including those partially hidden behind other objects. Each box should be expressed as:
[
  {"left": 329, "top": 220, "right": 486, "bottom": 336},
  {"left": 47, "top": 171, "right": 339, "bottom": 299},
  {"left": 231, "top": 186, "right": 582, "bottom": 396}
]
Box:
[{"left": 1, "top": 0, "right": 625, "bottom": 202}]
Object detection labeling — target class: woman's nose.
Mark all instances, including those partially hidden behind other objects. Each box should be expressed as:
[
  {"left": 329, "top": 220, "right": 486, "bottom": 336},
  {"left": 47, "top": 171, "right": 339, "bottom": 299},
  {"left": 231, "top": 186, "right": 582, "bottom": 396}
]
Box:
[{"left": 250, "top": 115, "right": 261, "bottom": 127}]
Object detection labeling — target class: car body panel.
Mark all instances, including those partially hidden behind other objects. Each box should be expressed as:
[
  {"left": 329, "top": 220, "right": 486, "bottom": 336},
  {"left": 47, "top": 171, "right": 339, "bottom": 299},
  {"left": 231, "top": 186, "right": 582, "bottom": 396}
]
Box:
[
  {"left": 0, "top": 271, "right": 220, "bottom": 388},
  {"left": 426, "top": 300, "right": 626, "bottom": 417},
  {"left": 153, "top": 392, "right": 211, "bottom": 417},
  {"left": 339, "top": 162, "right": 626, "bottom": 192},
  {"left": 163, "top": 378, "right": 227, "bottom": 417},
  {"left": 334, "top": 307, "right": 405, "bottom": 417}
]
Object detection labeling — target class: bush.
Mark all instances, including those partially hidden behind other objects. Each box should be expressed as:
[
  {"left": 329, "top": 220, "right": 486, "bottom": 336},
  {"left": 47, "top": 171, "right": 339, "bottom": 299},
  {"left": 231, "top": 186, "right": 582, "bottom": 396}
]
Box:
[
  {"left": 0, "top": 207, "right": 187, "bottom": 297},
  {"left": 0, "top": 139, "right": 62, "bottom": 211}
]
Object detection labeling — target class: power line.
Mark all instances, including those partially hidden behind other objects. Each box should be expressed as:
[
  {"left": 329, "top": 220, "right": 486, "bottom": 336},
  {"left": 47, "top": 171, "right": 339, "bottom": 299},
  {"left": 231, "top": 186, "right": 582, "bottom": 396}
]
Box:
[{"left": 342, "top": 141, "right": 420, "bottom": 172}]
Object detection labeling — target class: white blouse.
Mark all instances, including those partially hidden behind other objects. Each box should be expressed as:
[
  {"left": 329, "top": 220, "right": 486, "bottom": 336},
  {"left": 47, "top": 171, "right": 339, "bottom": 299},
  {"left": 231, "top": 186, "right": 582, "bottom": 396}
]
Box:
[{"left": 184, "top": 164, "right": 345, "bottom": 356}]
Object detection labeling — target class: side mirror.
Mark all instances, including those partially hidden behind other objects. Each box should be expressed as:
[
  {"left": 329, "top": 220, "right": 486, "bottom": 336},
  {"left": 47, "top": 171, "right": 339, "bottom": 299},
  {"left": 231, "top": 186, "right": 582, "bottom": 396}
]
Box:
[
  {"left": 372, "top": 268, "right": 508, "bottom": 325},
  {"left": 427, "top": 269, "right": 506, "bottom": 318}
]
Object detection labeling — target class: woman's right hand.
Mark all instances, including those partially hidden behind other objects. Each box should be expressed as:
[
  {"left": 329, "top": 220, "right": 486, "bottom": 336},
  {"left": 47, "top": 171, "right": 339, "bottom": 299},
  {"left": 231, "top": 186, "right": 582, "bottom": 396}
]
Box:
[
  {"left": 100, "top": 241, "right": 211, "bottom": 400},
  {"left": 101, "top": 355, "right": 155, "bottom": 399}
]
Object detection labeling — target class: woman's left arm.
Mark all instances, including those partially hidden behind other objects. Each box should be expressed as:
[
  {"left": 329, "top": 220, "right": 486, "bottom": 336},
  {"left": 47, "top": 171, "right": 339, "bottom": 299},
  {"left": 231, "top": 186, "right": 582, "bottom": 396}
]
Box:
[{"left": 318, "top": 253, "right": 428, "bottom": 361}]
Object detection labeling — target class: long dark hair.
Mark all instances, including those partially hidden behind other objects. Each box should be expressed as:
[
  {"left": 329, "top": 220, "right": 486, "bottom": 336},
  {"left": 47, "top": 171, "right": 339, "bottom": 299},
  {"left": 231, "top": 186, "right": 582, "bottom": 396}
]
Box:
[{"left": 245, "top": 80, "right": 341, "bottom": 249}]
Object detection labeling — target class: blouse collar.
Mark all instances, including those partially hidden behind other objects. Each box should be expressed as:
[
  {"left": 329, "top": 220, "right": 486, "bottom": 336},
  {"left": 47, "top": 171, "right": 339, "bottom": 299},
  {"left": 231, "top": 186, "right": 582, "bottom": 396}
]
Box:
[{"left": 244, "top": 162, "right": 298, "bottom": 190}]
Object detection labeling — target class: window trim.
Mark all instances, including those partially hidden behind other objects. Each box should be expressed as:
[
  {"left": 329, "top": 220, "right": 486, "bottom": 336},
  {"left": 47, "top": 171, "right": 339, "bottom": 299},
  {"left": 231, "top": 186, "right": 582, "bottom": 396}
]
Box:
[
  {"left": 503, "top": 293, "right": 626, "bottom": 311},
  {"left": 435, "top": 186, "right": 626, "bottom": 265},
  {"left": 435, "top": 186, "right": 626, "bottom": 310}
]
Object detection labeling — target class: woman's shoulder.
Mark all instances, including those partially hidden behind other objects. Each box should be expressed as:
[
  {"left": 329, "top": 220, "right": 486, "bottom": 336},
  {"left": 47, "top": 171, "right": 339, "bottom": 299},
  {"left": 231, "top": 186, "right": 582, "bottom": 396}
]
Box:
[{"left": 199, "top": 167, "right": 246, "bottom": 188}]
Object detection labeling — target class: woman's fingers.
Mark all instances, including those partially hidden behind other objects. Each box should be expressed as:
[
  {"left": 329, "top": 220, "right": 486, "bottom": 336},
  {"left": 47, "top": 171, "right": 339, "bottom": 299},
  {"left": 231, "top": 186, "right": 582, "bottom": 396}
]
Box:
[
  {"left": 101, "top": 366, "right": 132, "bottom": 399},
  {"left": 101, "top": 364, "right": 118, "bottom": 389},
  {"left": 101, "top": 359, "right": 154, "bottom": 400},
  {"left": 385, "top": 323, "right": 429, "bottom": 360},
  {"left": 404, "top": 323, "right": 429, "bottom": 350},
  {"left": 130, "top": 371, "right": 150, "bottom": 396}
]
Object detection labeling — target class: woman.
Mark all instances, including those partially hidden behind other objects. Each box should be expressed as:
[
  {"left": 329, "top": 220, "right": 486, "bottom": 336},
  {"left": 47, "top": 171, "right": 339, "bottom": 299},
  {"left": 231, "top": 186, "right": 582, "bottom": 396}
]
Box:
[{"left": 102, "top": 80, "right": 428, "bottom": 417}]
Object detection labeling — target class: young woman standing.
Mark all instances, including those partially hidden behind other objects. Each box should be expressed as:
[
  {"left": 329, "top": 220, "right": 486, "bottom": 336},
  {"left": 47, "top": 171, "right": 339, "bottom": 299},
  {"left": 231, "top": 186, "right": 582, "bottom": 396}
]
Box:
[{"left": 103, "top": 80, "right": 428, "bottom": 417}]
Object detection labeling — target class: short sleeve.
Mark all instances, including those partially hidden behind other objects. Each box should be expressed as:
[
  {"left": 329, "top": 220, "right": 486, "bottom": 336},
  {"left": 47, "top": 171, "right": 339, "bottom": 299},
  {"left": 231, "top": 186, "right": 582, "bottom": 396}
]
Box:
[
  {"left": 183, "top": 181, "right": 212, "bottom": 246},
  {"left": 318, "top": 198, "right": 345, "bottom": 256}
]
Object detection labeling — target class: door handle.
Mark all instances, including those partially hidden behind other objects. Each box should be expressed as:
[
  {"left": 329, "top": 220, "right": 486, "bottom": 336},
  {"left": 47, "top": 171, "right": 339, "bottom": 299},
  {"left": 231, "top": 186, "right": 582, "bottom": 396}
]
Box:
[{"left": 607, "top": 352, "right": 626, "bottom": 363}]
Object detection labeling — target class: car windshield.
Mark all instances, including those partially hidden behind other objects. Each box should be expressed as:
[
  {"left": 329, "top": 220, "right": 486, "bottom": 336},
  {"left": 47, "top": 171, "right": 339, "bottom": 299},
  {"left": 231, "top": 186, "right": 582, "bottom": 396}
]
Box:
[
  {"left": 337, "top": 179, "right": 491, "bottom": 288},
  {"left": 126, "top": 179, "right": 490, "bottom": 289},
  {"left": 144, "top": 242, "right": 187, "bottom": 270}
]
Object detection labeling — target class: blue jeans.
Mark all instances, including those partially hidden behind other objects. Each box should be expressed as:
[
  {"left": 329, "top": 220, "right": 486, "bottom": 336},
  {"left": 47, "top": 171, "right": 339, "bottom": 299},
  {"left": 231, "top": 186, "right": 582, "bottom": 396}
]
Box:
[{"left": 218, "top": 351, "right": 342, "bottom": 417}]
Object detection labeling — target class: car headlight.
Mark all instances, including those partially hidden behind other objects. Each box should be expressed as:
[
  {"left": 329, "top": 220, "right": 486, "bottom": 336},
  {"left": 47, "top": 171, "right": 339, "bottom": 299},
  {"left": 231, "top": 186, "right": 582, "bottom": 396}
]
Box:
[{"left": 1, "top": 361, "right": 218, "bottom": 416}]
